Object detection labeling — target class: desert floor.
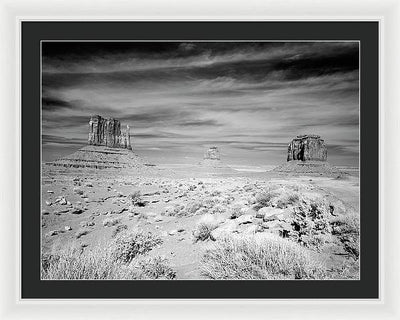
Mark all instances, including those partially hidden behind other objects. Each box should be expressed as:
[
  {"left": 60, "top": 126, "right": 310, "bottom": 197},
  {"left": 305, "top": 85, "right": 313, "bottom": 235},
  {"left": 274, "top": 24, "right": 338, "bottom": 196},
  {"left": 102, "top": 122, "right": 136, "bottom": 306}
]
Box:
[{"left": 41, "top": 164, "right": 360, "bottom": 280}]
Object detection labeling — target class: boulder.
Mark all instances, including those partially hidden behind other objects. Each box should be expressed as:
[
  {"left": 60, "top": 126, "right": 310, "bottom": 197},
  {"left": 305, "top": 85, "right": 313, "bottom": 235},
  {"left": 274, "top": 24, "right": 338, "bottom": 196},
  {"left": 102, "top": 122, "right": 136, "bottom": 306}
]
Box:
[
  {"left": 257, "top": 207, "right": 285, "bottom": 221},
  {"left": 236, "top": 214, "right": 254, "bottom": 225},
  {"left": 210, "top": 220, "right": 238, "bottom": 240}
]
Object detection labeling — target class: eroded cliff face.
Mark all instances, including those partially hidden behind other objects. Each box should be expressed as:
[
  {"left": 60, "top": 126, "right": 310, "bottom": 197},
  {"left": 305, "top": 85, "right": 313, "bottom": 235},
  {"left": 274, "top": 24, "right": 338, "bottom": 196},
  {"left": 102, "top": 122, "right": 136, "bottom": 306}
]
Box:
[
  {"left": 287, "top": 134, "right": 327, "bottom": 162},
  {"left": 88, "top": 115, "right": 131, "bottom": 149}
]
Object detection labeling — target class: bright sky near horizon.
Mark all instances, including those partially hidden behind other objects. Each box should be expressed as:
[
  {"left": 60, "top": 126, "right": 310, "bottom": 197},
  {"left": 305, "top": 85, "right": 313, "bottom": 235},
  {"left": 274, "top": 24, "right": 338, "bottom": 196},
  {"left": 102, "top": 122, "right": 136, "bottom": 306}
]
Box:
[{"left": 41, "top": 41, "right": 359, "bottom": 166}]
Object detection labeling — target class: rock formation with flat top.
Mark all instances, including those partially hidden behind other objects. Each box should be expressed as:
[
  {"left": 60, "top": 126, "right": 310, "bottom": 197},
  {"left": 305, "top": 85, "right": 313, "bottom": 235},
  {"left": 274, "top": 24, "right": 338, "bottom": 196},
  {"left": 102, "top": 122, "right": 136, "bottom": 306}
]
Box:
[
  {"left": 287, "top": 134, "right": 327, "bottom": 162},
  {"left": 204, "top": 146, "right": 221, "bottom": 161},
  {"left": 199, "top": 146, "right": 231, "bottom": 170},
  {"left": 274, "top": 134, "right": 340, "bottom": 176},
  {"left": 88, "top": 115, "right": 131, "bottom": 150}
]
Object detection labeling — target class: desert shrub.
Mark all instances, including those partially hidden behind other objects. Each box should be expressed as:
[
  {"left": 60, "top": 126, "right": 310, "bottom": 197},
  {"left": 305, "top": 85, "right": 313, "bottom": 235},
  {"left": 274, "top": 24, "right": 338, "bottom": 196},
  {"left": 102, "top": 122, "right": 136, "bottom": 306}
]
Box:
[
  {"left": 41, "top": 245, "right": 175, "bottom": 280},
  {"left": 41, "top": 246, "right": 127, "bottom": 280},
  {"left": 132, "top": 256, "right": 176, "bottom": 279},
  {"left": 201, "top": 233, "right": 326, "bottom": 280},
  {"left": 275, "top": 191, "right": 300, "bottom": 209},
  {"left": 193, "top": 214, "right": 219, "bottom": 242},
  {"left": 330, "top": 211, "right": 360, "bottom": 259},
  {"left": 111, "top": 230, "right": 162, "bottom": 263},
  {"left": 326, "top": 258, "right": 360, "bottom": 279},
  {"left": 210, "top": 204, "right": 225, "bottom": 215},
  {"left": 185, "top": 201, "right": 203, "bottom": 215},
  {"left": 111, "top": 224, "right": 128, "bottom": 238},
  {"left": 41, "top": 253, "right": 60, "bottom": 273},
  {"left": 230, "top": 205, "right": 246, "bottom": 219},
  {"left": 290, "top": 196, "right": 334, "bottom": 250},
  {"left": 254, "top": 190, "right": 275, "bottom": 209},
  {"left": 128, "top": 191, "right": 145, "bottom": 207}
]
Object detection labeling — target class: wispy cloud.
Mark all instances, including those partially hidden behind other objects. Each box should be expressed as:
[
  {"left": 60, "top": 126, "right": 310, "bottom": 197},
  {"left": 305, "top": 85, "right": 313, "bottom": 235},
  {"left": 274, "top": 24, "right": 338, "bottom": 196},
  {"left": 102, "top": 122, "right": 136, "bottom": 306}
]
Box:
[{"left": 42, "top": 42, "right": 359, "bottom": 165}]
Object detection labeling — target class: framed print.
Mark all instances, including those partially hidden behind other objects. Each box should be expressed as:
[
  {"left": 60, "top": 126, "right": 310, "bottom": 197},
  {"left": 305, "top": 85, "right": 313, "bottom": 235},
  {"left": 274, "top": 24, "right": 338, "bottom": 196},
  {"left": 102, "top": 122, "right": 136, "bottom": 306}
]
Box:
[
  {"left": 2, "top": 0, "right": 399, "bottom": 317},
  {"left": 20, "top": 21, "right": 378, "bottom": 299}
]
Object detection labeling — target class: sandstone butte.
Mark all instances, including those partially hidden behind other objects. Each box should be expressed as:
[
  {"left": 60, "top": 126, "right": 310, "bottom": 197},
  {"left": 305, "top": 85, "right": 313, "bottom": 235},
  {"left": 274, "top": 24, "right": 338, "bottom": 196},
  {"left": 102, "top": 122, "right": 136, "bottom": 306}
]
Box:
[
  {"left": 88, "top": 115, "right": 132, "bottom": 150},
  {"left": 274, "top": 134, "right": 340, "bottom": 175},
  {"left": 287, "top": 134, "right": 327, "bottom": 162}
]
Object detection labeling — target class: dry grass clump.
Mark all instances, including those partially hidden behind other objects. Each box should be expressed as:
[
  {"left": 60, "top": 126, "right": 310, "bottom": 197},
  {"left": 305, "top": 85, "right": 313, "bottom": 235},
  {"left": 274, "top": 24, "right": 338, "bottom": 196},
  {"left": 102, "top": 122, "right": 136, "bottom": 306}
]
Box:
[
  {"left": 133, "top": 256, "right": 176, "bottom": 280},
  {"left": 41, "top": 230, "right": 170, "bottom": 280},
  {"left": 230, "top": 204, "right": 246, "bottom": 219},
  {"left": 201, "top": 233, "right": 326, "bottom": 280},
  {"left": 112, "top": 230, "right": 163, "bottom": 263},
  {"left": 255, "top": 190, "right": 275, "bottom": 208},
  {"left": 193, "top": 214, "right": 219, "bottom": 242},
  {"left": 128, "top": 190, "right": 146, "bottom": 207},
  {"left": 275, "top": 191, "right": 300, "bottom": 209},
  {"left": 42, "top": 246, "right": 128, "bottom": 280}
]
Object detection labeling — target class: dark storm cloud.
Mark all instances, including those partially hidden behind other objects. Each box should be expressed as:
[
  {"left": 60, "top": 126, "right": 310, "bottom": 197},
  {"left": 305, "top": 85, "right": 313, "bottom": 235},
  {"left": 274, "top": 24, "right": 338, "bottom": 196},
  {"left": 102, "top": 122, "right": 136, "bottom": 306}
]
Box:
[
  {"left": 42, "top": 96, "right": 73, "bottom": 111},
  {"left": 42, "top": 42, "right": 358, "bottom": 89},
  {"left": 41, "top": 41, "right": 359, "bottom": 165}
]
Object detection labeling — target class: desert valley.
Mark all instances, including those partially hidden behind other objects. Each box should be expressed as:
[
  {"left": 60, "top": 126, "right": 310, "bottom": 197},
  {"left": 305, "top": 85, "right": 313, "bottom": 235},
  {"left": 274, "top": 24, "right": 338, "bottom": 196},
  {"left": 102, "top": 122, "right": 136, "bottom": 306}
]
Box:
[{"left": 41, "top": 115, "right": 360, "bottom": 280}]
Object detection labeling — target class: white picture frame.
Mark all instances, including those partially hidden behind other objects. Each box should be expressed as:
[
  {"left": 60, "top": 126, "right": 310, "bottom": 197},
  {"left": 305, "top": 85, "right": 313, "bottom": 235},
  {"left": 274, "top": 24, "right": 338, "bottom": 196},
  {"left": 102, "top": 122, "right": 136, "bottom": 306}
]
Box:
[{"left": 0, "top": 0, "right": 398, "bottom": 318}]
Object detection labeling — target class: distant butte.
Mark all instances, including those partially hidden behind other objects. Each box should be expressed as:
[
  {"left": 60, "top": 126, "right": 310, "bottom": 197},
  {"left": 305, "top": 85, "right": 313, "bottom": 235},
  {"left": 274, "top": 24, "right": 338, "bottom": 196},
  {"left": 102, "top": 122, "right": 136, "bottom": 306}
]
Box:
[
  {"left": 45, "top": 116, "right": 156, "bottom": 170},
  {"left": 88, "top": 115, "right": 132, "bottom": 150},
  {"left": 204, "top": 146, "right": 221, "bottom": 161},
  {"left": 287, "top": 134, "right": 327, "bottom": 162},
  {"left": 274, "top": 134, "right": 340, "bottom": 176}
]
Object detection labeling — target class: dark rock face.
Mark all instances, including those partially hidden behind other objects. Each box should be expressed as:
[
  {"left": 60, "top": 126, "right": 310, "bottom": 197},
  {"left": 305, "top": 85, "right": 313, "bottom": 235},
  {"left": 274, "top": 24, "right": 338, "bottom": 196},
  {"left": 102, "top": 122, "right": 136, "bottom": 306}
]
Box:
[
  {"left": 88, "top": 115, "right": 131, "bottom": 149},
  {"left": 204, "top": 146, "right": 220, "bottom": 160},
  {"left": 287, "top": 134, "right": 327, "bottom": 162}
]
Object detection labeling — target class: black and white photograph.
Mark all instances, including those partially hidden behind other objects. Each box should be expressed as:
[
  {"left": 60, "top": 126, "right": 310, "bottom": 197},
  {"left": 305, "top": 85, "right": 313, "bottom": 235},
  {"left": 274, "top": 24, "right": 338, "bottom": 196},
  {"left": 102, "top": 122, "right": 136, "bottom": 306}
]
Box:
[{"left": 41, "top": 41, "right": 360, "bottom": 280}]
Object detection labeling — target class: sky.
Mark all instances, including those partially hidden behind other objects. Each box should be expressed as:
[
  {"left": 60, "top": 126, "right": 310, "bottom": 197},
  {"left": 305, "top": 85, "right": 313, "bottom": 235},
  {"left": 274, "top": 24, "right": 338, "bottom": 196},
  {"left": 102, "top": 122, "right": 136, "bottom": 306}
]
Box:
[{"left": 41, "top": 41, "right": 359, "bottom": 166}]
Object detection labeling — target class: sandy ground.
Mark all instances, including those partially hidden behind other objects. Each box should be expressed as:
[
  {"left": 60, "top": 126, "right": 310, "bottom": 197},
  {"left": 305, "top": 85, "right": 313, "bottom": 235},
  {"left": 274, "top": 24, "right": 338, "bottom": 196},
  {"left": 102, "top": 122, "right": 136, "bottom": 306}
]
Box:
[{"left": 41, "top": 164, "right": 360, "bottom": 279}]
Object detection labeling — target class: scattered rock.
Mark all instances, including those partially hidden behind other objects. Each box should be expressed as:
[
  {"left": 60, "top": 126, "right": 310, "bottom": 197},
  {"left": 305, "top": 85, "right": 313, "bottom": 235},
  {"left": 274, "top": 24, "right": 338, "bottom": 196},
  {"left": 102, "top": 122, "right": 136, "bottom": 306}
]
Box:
[
  {"left": 70, "top": 207, "right": 83, "bottom": 214},
  {"left": 258, "top": 207, "right": 284, "bottom": 221},
  {"left": 210, "top": 220, "right": 238, "bottom": 240},
  {"left": 102, "top": 217, "right": 120, "bottom": 227},
  {"left": 73, "top": 187, "right": 84, "bottom": 195},
  {"left": 45, "top": 201, "right": 52, "bottom": 206},
  {"left": 236, "top": 214, "right": 254, "bottom": 225},
  {"left": 75, "top": 229, "right": 90, "bottom": 239},
  {"left": 47, "top": 230, "right": 62, "bottom": 236},
  {"left": 168, "top": 230, "right": 178, "bottom": 236}
]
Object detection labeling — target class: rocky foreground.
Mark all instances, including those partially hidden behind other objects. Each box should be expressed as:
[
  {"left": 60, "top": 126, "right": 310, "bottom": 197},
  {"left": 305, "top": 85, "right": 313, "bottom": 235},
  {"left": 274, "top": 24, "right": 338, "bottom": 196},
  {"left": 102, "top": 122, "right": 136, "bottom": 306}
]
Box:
[{"left": 41, "top": 161, "right": 360, "bottom": 280}]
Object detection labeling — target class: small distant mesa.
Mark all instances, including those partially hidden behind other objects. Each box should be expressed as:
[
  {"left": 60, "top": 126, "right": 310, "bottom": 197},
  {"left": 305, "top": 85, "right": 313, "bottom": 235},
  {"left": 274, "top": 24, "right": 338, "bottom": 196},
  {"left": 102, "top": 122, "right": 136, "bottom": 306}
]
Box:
[
  {"left": 88, "top": 115, "right": 132, "bottom": 150},
  {"left": 204, "top": 146, "right": 221, "bottom": 161},
  {"left": 200, "top": 146, "right": 230, "bottom": 169},
  {"left": 287, "top": 134, "right": 327, "bottom": 162}
]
